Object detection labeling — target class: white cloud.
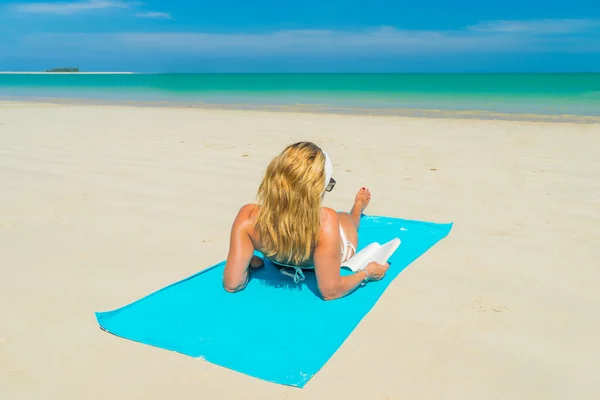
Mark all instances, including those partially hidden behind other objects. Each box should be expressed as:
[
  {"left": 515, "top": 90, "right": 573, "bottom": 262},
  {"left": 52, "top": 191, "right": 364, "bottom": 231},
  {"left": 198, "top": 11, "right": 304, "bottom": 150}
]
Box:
[
  {"left": 11, "top": 0, "right": 136, "bottom": 15},
  {"left": 112, "top": 27, "right": 522, "bottom": 55},
  {"left": 15, "top": 19, "right": 600, "bottom": 58},
  {"left": 469, "top": 19, "right": 600, "bottom": 35},
  {"left": 135, "top": 11, "right": 173, "bottom": 20}
]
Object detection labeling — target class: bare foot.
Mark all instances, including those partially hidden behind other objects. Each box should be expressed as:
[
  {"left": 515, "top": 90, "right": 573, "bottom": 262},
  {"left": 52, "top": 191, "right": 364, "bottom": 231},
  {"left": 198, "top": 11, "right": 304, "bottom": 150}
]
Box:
[
  {"left": 354, "top": 187, "right": 371, "bottom": 213},
  {"left": 349, "top": 188, "right": 371, "bottom": 227}
]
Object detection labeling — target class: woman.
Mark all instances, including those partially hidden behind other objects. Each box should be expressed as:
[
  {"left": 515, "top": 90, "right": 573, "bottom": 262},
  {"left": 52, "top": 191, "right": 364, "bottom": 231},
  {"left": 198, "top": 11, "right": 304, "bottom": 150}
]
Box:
[{"left": 222, "top": 141, "right": 389, "bottom": 300}]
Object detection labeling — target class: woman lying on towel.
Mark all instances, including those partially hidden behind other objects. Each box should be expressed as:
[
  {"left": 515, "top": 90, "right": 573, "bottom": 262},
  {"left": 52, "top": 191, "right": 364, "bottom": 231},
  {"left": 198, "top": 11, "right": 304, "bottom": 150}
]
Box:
[{"left": 222, "top": 141, "right": 389, "bottom": 300}]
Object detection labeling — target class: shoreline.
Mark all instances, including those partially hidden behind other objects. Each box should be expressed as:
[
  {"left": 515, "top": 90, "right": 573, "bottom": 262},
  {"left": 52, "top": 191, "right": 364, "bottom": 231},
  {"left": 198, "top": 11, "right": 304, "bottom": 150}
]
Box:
[{"left": 1, "top": 96, "right": 598, "bottom": 124}]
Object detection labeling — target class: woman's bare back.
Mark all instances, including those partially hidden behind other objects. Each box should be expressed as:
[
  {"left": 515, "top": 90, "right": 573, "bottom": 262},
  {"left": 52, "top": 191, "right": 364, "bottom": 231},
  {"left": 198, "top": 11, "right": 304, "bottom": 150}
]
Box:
[
  {"left": 223, "top": 188, "right": 389, "bottom": 300},
  {"left": 243, "top": 188, "right": 371, "bottom": 268}
]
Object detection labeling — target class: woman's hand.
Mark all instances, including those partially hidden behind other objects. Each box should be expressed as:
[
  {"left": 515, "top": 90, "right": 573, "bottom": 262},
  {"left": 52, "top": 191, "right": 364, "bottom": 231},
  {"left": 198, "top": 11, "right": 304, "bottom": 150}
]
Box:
[
  {"left": 249, "top": 255, "right": 264, "bottom": 269},
  {"left": 364, "top": 261, "right": 389, "bottom": 281}
]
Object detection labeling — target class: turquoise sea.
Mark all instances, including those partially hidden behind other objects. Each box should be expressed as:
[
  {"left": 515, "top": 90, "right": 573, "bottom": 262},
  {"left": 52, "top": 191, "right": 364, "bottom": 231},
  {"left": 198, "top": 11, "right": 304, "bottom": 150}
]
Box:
[{"left": 1, "top": 73, "right": 599, "bottom": 119}]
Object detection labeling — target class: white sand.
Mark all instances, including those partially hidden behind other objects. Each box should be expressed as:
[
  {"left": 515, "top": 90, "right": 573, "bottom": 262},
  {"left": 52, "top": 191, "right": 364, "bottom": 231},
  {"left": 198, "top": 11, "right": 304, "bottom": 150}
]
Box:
[{"left": 1, "top": 102, "right": 599, "bottom": 399}]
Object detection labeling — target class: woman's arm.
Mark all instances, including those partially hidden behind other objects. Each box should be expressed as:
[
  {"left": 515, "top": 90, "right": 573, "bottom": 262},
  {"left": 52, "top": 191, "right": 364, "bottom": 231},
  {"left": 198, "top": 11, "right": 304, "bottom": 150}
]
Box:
[
  {"left": 313, "top": 210, "right": 388, "bottom": 301},
  {"left": 222, "top": 205, "right": 256, "bottom": 292}
]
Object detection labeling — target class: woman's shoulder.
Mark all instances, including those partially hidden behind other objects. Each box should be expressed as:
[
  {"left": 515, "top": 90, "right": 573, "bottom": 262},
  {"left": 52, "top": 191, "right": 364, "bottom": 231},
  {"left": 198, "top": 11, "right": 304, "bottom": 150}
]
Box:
[
  {"left": 319, "top": 207, "right": 340, "bottom": 233},
  {"left": 239, "top": 203, "right": 259, "bottom": 214},
  {"left": 232, "top": 204, "right": 260, "bottom": 242},
  {"left": 236, "top": 203, "right": 260, "bottom": 222}
]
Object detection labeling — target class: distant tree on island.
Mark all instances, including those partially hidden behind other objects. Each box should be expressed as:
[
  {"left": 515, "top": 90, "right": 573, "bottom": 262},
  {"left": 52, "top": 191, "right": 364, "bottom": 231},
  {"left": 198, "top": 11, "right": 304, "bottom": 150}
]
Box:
[{"left": 46, "top": 68, "right": 80, "bottom": 72}]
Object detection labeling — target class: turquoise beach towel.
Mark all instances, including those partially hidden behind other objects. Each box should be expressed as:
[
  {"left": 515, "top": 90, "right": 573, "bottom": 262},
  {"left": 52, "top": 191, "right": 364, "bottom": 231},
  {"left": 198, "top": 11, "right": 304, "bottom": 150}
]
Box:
[{"left": 95, "top": 215, "right": 452, "bottom": 387}]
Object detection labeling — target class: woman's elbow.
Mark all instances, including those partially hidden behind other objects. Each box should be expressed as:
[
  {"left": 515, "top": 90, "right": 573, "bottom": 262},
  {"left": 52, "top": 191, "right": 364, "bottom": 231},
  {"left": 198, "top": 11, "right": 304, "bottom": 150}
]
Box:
[
  {"left": 319, "top": 287, "right": 341, "bottom": 301},
  {"left": 223, "top": 278, "right": 246, "bottom": 293}
]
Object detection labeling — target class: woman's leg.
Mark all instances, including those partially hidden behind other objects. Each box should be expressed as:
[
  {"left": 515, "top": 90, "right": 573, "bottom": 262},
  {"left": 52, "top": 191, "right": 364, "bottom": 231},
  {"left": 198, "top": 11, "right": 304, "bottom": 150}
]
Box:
[{"left": 337, "top": 188, "right": 371, "bottom": 258}]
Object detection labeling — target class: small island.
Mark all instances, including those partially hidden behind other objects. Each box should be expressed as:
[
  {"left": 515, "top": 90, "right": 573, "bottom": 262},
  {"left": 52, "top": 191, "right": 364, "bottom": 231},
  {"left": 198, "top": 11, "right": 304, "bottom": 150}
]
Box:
[
  {"left": 46, "top": 67, "right": 80, "bottom": 73},
  {"left": 0, "top": 71, "right": 133, "bottom": 74}
]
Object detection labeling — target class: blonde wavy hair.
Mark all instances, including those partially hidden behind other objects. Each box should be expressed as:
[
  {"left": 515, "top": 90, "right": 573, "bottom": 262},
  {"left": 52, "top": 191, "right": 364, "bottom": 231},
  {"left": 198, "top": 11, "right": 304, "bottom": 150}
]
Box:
[{"left": 255, "top": 141, "right": 327, "bottom": 266}]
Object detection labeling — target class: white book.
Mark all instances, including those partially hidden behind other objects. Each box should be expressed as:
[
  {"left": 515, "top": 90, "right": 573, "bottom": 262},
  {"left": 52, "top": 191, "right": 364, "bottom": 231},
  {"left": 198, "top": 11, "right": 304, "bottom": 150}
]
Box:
[{"left": 341, "top": 238, "right": 401, "bottom": 273}]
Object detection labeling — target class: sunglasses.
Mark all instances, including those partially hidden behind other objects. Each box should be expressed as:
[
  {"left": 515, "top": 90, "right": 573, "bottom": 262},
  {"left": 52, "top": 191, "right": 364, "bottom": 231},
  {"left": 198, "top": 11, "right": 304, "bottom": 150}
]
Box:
[{"left": 325, "top": 177, "right": 336, "bottom": 192}]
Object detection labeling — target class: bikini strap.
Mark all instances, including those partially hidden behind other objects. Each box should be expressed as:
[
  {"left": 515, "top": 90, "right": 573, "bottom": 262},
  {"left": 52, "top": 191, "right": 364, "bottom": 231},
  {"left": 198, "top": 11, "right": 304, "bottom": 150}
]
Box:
[{"left": 279, "top": 266, "right": 306, "bottom": 283}]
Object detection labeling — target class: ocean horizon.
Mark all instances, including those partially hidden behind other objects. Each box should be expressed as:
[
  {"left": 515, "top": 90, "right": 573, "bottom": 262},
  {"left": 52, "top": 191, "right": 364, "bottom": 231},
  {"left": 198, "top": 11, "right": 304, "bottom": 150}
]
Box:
[{"left": 1, "top": 73, "right": 599, "bottom": 119}]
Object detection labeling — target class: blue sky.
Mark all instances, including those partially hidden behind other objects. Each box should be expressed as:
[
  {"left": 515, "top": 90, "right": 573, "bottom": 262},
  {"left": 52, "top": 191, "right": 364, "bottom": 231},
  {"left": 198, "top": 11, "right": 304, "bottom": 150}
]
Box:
[{"left": 0, "top": 0, "right": 599, "bottom": 72}]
